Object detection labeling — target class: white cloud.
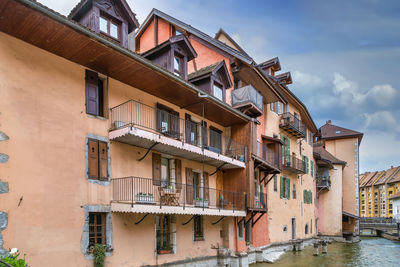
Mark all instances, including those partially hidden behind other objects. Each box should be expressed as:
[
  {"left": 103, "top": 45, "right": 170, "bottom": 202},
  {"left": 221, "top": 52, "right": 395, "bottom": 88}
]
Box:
[
  {"left": 292, "top": 71, "right": 323, "bottom": 88},
  {"left": 363, "top": 111, "right": 399, "bottom": 132}
]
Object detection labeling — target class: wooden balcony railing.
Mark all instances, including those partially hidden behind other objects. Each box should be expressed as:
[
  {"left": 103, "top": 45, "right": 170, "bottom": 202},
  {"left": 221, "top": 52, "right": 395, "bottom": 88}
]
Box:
[
  {"left": 279, "top": 112, "right": 306, "bottom": 138},
  {"left": 111, "top": 176, "right": 245, "bottom": 211},
  {"left": 282, "top": 155, "right": 306, "bottom": 174}
]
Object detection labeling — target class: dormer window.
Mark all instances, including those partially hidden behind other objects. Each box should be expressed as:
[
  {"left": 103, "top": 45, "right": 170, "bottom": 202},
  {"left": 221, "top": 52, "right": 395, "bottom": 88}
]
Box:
[
  {"left": 213, "top": 83, "right": 223, "bottom": 101},
  {"left": 100, "top": 15, "right": 119, "bottom": 40},
  {"left": 174, "top": 55, "right": 183, "bottom": 77}
]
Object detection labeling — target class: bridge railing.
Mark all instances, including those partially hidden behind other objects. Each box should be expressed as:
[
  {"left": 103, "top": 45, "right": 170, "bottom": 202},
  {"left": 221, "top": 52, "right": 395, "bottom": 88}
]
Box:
[{"left": 360, "top": 217, "right": 396, "bottom": 224}]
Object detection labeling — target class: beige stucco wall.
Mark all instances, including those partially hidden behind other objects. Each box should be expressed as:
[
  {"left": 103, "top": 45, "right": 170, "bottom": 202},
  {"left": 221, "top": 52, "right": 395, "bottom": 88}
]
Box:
[
  {"left": 317, "top": 164, "right": 343, "bottom": 235},
  {"left": 0, "top": 32, "right": 234, "bottom": 266},
  {"left": 265, "top": 104, "right": 316, "bottom": 243}
]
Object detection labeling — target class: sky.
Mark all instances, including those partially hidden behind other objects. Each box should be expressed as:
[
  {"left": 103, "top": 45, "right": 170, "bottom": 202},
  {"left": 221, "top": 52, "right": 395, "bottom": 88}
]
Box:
[{"left": 38, "top": 0, "right": 400, "bottom": 173}]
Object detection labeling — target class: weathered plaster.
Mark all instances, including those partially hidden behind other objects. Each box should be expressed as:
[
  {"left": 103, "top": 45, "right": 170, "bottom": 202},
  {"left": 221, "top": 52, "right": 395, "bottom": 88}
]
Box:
[
  {"left": 84, "top": 134, "right": 111, "bottom": 186},
  {"left": 0, "top": 154, "right": 8, "bottom": 163},
  {"left": 0, "top": 180, "right": 9, "bottom": 194},
  {"left": 0, "top": 131, "right": 8, "bottom": 141},
  {"left": 0, "top": 212, "right": 8, "bottom": 255},
  {"left": 81, "top": 205, "right": 113, "bottom": 260}
]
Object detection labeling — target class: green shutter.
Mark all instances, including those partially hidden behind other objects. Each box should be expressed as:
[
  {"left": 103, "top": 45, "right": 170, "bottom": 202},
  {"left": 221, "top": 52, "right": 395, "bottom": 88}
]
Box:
[
  {"left": 287, "top": 178, "right": 290, "bottom": 199},
  {"left": 280, "top": 135, "right": 285, "bottom": 164},
  {"left": 280, "top": 176, "right": 284, "bottom": 199},
  {"left": 287, "top": 138, "right": 291, "bottom": 164},
  {"left": 306, "top": 157, "right": 309, "bottom": 174},
  {"left": 303, "top": 189, "right": 306, "bottom": 203},
  {"left": 311, "top": 161, "right": 314, "bottom": 177}
]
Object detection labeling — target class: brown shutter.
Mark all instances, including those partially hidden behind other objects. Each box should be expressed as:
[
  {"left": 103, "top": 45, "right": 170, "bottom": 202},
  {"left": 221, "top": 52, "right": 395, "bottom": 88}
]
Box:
[
  {"left": 99, "top": 141, "right": 108, "bottom": 180},
  {"left": 204, "top": 172, "right": 209, "bottom": 201},
  {"left": 171, "top": 110, "right": 180, "bottom": 140},
  {"left": 85, "top": 69, "right": 99, "bottom": 116},
  {"left": 185, "top": 113, "right": 191, "bottom": 144},
  {"left": 186, "top": 168, "right": 193, "bottom": 204},
  {"left": 88, "top": 139, "right": 99, "bottom": 179},
  {"left": 152, "top": 153, "right": 161, "bottom": 186},
  {"left": 202, "top": 121, "right": 208, "bottom": 148},
  {"left": 175, "top": 159, "right": 182, "bottom": 189}
]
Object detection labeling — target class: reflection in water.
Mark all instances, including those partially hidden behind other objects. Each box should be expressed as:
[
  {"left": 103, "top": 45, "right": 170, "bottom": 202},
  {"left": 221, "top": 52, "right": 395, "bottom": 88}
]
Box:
[{"left": 253, "top": 237, "right": 400, "bottom": 267}]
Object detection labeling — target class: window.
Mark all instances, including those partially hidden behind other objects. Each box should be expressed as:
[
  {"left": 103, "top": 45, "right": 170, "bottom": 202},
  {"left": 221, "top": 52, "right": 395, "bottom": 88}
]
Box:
[
  {"left": 209, "top": 127, "right": 222, "bottom": 153},
  {"left": 173, "top": 55, "right": 183, "bottom": 77},
  {"left": 305, "top": 224, "right": 309, "bottom": 235},
  {"left": 245, "top": 222, "right": 251, "bottom": 243},
  {"left": 156, "top": 215, "right": 172, "bottom": 253},
  {"left": 238, "top": 220, "right": 244, "bottom": 239},
  {"left": 185, "top": 114, "right": 200, "bottom": 146},
  {"left": 99, "top": 16, "right": 119, "bottom": 40},
  {"left": 161, "top": 157, "right": 170, "bottom": 188},
  {"left": 194, "top": 216, "right": 204, "bottom": 241},
  {"left": 89, "top": 213, "right": 106, "bottom": 248},
  {"left": 85, "top": 70, "right": 106, "bottom": 117},
  {"left": 88, "top": 139, "right": 108, "bottom": 181},
  {"left": 273, "top": 175, "right": 278, "bottom": 192},
  {"left": 270, "top": 101, "right": 285, "bottom": 114},
  {"left": 280, "top": 176, "right": 290, "bottom": 199},
  {"left": 156, "top": 103, "right": 180, "bottom": 139},
  {"left": 293, "top": 183, "right": 297, "bottom": 199},
  {"left": 213, "top": 83, "right": 223, "bottom": 101}
]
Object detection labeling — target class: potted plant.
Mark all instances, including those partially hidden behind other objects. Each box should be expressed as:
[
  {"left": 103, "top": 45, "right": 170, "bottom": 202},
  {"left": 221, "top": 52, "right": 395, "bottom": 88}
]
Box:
[
  {"left": 158, "top": 245, "right": 172, "bottom": 254},
  {"left": 195, "top": 197, "right": 209, "bottom": 208}
]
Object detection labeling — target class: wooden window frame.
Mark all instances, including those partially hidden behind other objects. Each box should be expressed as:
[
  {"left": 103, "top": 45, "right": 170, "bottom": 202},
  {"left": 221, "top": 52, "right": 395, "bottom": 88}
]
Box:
[
  {"left": 238, "top": 220, "right": 244, "bottom": 239},
  {"left": 88, "top": 138, "right": 109, "bottom": 181},
  {"left": 88, "top": 212, "right": 106, "bottom": 248},
  {"left": 212, "top": 81, "right": 224, "bottom": 102},
  {"left": 209, "top": 126, "right": 222, "bottom": 152},
  {"left": 173, "top": 52, "right": 184, "bottom": 77},
  {"left": 99, "top": 14, "right": 120, "bottom": 41},
  {"left": 193, "top": 216, "right": 204, "bottom": 241},
  {"left": 85, "top": 70, "right": 107, "bottom": 118},
  {"left": 157, "top": 215, "right": 172, "bottom": 253}
]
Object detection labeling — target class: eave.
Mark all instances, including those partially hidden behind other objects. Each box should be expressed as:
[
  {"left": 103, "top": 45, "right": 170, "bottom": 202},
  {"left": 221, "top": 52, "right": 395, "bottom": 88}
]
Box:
[{"left": 0, "top": 0, "right": 251, "bottom": 127}]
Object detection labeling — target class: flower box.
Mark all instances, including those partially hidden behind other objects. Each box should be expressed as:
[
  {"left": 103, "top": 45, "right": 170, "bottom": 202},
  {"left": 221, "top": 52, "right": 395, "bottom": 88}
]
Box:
[
  {"left": 136, "top": 194, "right": 155, "bottom": 204},
  {"left": 158, "top": 249, "right": 172, "bottom": 254},
  {"left": 195, "top": 200, "right": 209, "bottom": 208}
]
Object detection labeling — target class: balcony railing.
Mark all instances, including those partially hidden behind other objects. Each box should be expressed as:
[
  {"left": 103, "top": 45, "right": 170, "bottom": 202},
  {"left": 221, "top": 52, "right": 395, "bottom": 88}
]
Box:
[
  {"left": 111, "top": 176, "right": 245, "bottom": 211},
  {"left": 316, "top": 176, "right": 331, "bottom": 189},
  {"left": 110, "top": 100, "right": 246, "bottom": 162},
  {"left": 282, "top": 155, "right": 306, "bottom": 174},
  {"left": 255, "top": 141, "right": 281, "bottom": 171},
  {"left": 232, "top": 85, "right": 263, "bottom": 117},
  {"left": 279, "top": 112, "right": 306, "bottom": 138},
  {"left": 246, "top": 192, "right": 267, "bottom": 211}
]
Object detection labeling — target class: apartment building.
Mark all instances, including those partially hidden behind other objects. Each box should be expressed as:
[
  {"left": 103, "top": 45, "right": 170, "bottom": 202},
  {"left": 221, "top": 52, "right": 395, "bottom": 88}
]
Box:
[{"left": 316, "top": 121, "right": 363, "bottom": 240}]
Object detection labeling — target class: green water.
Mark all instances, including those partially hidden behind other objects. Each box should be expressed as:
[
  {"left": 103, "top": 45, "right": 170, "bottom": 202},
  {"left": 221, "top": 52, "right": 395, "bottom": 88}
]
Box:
[{"left": 253, "top": 237, "right": 400, "bottom": 267}]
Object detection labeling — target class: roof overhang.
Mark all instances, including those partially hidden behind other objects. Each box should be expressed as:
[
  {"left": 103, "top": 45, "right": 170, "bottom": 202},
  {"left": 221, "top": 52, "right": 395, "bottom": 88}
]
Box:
[
  {"left": 0, "top": 0, "right": 251, "bottom": 127},
  {"left": 343, "top": 211, "right": 360, "bottom": 220}
]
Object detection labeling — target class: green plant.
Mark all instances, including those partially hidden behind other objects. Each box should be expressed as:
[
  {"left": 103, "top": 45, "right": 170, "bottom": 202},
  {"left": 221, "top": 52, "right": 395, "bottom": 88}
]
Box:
[
  {"left": 92, "top": 244, "right": 106, "bottom": 267},
  {"left": 0, "top": 250, "right": 29, "bottom": 267}
]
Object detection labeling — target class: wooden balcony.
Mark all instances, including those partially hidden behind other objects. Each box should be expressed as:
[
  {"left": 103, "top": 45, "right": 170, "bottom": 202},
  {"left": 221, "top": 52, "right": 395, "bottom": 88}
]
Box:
[
  {"left": 111, "top": 176, "right": 246, "bottom": 217},
  {"left": 282, "top": 155, "right": 306, "bottom": 174},
  {"left": 317, "top": 176, "right": 331, "bottom": 190},
  {"left": 279, "top": 112, "right": 306, "bottom": 138},
  {"left": 232, "top": 85, "right": 263, "bottom": 117},
  {"left": 109, "top": 100, "right": 246, "bottom": 169},
  {"left": 252, "top": 141, "right": 281, "bottom": 174}
]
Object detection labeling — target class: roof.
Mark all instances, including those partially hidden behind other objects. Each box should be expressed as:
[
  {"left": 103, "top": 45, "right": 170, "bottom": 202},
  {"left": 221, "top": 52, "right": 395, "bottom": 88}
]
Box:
[
  {"left": 188, "top": 61, "right": 221, "bottom": 80},
  {"left": 2, "top": 0, "right": 252, "bottom": 127},
  {"left": 188, "top": 60, "right": 232, "bottom": 88},
  {"left": 389, "top": 191, "right": 400, "bottom": 200},
  {"left": 343, "top": 211, "right": 360, "bottom": 220},
  {"left": 319, "top": 122, "right": 363, "bottom": 143},
  {"left": 258, "top": 57, "right": 281, "bottom": 72},
  {"left": 375, "top": 166, "right": 400, "bottom": 185},
  {"left": 313, "top": 145, "right": 346, "bottom": 166},
  {"left": 275, "top": 72, "right": 292, "bottom": 85},
  {"left": 359, "top": 171, "right": 379, "bottom": 187},
  {"left": 136, "top": 9, "right": 253, "bottom": 64},
  {"left": 141, "top": 34, "right": 197, "bottom": 61},
  {"left": 387, "top": 166, "right": 400, "bottom": 184},
  {"left": 68, "top": 0, "right": 139, "bottom": 31},
  {"left": 214, "top": 28, "right": 251, "bottom": 58}
]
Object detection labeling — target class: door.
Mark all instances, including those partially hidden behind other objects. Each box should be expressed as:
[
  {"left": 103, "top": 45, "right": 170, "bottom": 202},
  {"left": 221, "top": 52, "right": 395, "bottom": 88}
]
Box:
[{"left": 291, "top": 218, "right": 296, "bottom": 240}]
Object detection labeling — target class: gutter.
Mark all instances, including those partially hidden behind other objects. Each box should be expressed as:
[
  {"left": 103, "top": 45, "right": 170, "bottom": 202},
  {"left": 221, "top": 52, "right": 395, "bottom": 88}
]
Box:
[{"left": 16, "top": 0, "right": 252, "bottom": 123}]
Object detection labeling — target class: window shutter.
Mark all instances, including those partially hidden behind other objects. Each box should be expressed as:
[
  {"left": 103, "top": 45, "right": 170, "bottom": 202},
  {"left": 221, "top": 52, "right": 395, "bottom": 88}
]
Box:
[
  {"left": 88, "top": 139, "right": 99, "bottom": 179},
  {"left": 85, "top": 69, "right": 99, "bottom": 116},
  {"left": 311, "top": 161, "right": 314, "bottom": 177},
  {"left": 156, "top": 103, "right": 163, "bottom": 133},
  {"left": 204, "top": 172, "right": 209, "bottom": 201},
  {"left": 306, "top": 157, "right": 309, "bottom": 174},
  {"left": 152, "top": 153, "right": 161, "bottom": 186},
  {"left": 170, "top": 110, "right": 180, "bottom": 140},
  {"left": 175, "top": 159, "right": 182, "bottom": 189},
  {"left": 310, "top": 191, "right": 313, "bottom": 204},
  {"left": 287, "top": 178, "right": 290, "bottom": 199},
  {"left": 186, "top": 168, "right": 193, "bottom": 204},
  {"left": 185, "top": 114, "right": 191, "bottom": 144},
  {"left": 99, "top": 141, "right": 108, "bottom": 180},
  {"left": 280, "top": 135, "right": 285, "bottom": 164},
  {"left": 202, "top": 121, "right": 208, "bottom": 148},
  {"left": 280, "top": 176, "right": 284, "bottom": 199}
]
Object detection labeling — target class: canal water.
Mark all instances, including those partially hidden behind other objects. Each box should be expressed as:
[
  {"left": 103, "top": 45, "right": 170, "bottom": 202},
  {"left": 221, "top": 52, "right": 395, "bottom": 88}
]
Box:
[{"left": 253, "top": 237, "right": 400, "bottom": 267}]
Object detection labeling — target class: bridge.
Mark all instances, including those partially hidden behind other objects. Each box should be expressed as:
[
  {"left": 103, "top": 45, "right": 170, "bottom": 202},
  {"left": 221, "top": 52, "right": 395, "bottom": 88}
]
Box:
[{"left": 360, "top": 218, "right": 400, "bottom": 240}]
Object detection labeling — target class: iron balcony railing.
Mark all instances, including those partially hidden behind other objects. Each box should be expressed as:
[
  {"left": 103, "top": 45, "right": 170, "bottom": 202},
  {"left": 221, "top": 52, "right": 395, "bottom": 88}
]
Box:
[
  {"left": 111, "top": 176, "right": 245, "bottom": 211},
  {"left": 245, "top": 191, "right": 267, "bottom": 210},
  {"left": 279, "top": 112, "right": 306, "bottom": 138},
  {"left": 282, "top": 155, "right": 306, "bottom": 174},
  {"left": 232, "top": 85, "right": 263, "bottom": 113},
  {"left": 110, "top": 100, "right": 247, "bottom": 162},
  {"left": 256, "top": 141, "right": 282, "bottom": 170}
]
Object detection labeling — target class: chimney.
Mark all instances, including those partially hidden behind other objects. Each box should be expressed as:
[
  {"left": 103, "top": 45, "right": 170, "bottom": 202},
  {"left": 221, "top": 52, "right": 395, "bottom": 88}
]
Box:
[{"left": 326, "top": 120, "right": 332, "bottom": 125}]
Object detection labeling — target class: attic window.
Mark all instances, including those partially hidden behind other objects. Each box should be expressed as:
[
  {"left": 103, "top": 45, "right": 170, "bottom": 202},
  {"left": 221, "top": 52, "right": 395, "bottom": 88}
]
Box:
[
  {"left": 174, "top": 55, "right": 183, "bottom": 77},
  {"left": 213, "top": 83, "right": 223, "bottom": 101},
  {"left": 100, "top": 16, "right": 119, "bottom": 40},
  {"left": 335, "top": 130, "right": 342, "bottom": 134}
]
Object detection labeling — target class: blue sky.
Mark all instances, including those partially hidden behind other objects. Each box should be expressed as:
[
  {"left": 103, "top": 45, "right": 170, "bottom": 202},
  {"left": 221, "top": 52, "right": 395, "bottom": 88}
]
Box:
[{"left": 39, "top": 0, "right": 400, "bottom": 173}]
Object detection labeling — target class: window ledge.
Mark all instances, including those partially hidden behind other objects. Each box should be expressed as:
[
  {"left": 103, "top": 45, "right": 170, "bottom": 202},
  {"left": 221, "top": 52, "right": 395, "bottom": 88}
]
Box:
[{"left": 87, "top": 114, "right": 108, "bottom": 121}]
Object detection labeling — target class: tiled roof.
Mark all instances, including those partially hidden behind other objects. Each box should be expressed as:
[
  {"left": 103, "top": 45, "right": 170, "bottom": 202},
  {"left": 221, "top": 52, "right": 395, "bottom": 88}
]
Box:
[
  {"left": 375, "top": 166, "right": 400, "bottom": 185},
  {"left": 359, "top": 171, "right": 378, "bottom": 187},
  {"left": 313, "top": 145, "right": 346, "bottom": 166},
  {"left": 188, "top": 61, "right": 222, "bottom": 80},
  {"left": 387, "top": 166, "right": 400, "bottom": 184},
  {"left": 319, "top": 122, "right": 363, "bottom": 143}
]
